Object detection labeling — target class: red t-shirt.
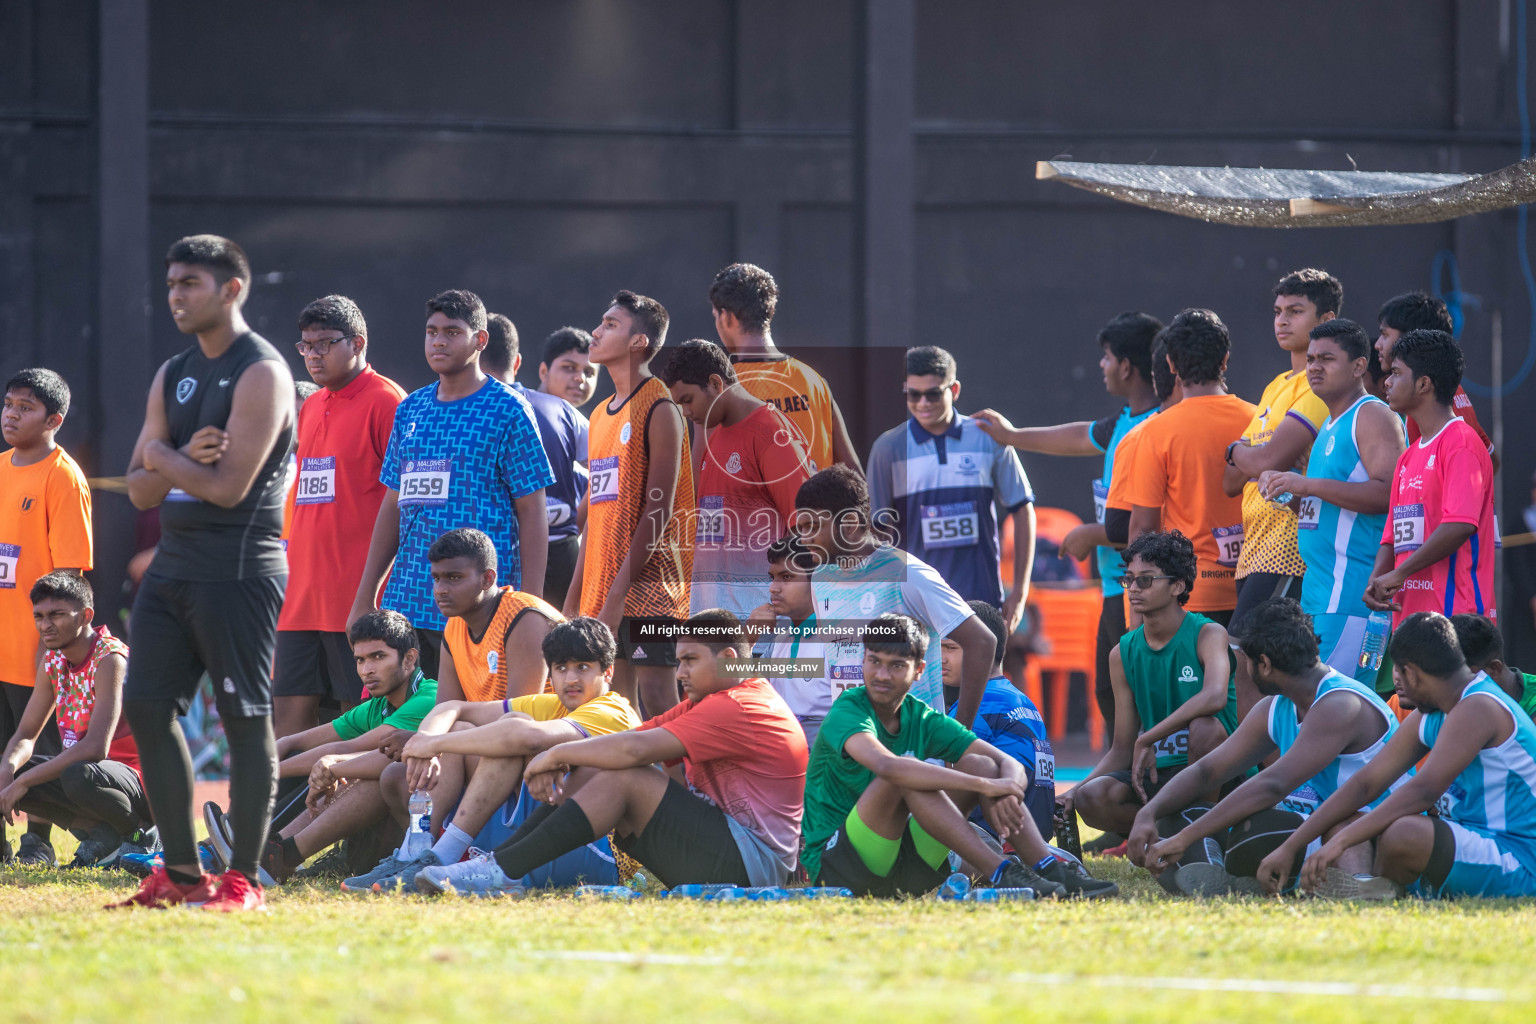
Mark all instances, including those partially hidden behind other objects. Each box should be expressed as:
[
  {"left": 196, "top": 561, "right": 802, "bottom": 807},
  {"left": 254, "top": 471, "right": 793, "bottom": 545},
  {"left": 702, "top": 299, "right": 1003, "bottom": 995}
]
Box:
[
  {"left": 48, "top": 626, "right": 138, "bottom": 775},
  {"left": 278, "top": 366, "right": 406, "bottom": 632},
  {"left": 1405, "top": 386, "right": 1493, "bottom": 453},
  {"left": 638, "top": 678, "right": 808, "bottom": 871},
  {"left": 1382, "top": 418, "right": 1497, "bottom": 624},
  {"left": 691, "top": 403, "right": 812, "bottom": 615}
]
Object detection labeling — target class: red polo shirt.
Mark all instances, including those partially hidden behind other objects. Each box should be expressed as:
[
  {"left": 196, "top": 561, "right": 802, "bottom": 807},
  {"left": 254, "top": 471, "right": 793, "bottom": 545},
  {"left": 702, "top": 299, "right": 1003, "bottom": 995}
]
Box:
[{"left": 278, "top": 366, "right": 406, "bottom": 632}]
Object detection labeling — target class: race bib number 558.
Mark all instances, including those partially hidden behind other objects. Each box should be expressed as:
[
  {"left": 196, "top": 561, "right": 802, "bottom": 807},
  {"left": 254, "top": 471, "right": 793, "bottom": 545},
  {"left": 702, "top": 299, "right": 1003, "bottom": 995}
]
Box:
[{"left": 398, "top": 459, "right": 451, "bottom": 505}]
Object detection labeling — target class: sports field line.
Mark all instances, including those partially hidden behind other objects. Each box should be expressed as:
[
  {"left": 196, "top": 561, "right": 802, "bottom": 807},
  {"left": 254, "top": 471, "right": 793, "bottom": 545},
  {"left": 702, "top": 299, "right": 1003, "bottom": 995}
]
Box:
[{"left": 520, "top": 951, "right": 1510, "bottom": 1003}]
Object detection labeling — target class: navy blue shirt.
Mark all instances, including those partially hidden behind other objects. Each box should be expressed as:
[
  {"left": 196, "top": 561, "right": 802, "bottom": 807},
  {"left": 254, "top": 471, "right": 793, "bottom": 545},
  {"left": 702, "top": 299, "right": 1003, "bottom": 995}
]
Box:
[
  {"left": 950, "top": 676, "right": 1056, "bottom": 842},
  {"left": 513, "top": 383, "right": 589, "bottom": 542}
]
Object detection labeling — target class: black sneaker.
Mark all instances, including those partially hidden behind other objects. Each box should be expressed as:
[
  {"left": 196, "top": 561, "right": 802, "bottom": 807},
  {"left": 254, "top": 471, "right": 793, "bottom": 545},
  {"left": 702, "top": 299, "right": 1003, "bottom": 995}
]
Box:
[
  {"left": 1039, "top": 857, "right": 1120, "bottom": 899},
  {"left": 996, "top": 860, "right": 1068, "bottom": 899},
  {"left": 1082, "top": 831, "right": 1125, "bottom": 854},
  {"left": 15, "top": 833, "right": 56, "bottom": 867},
  {"left": 293, "top": 845, "right": 350, "bottom": 880},
  {"left": 65, "top": 838, "right": 121, "bottom": 869}
]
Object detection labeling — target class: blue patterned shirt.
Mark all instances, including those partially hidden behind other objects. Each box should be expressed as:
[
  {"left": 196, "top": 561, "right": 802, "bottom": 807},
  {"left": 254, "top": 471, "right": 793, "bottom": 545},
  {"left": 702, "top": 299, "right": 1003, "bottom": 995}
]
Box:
[{"left": 379, "top": 377, "right": 554, "bottom": 631}]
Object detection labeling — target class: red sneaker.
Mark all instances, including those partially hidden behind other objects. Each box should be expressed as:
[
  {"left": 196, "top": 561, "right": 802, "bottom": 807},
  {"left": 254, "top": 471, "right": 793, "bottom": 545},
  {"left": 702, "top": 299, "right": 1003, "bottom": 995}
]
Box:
[
  {"left": 1102, "top": 841, "right": 1129, "bottom": 859},
  {"left": 106, "top": 867, "right": 219, "bottom": 910},
  {"left": 201, "top": 870, "right": 266, "bottom": 913}
]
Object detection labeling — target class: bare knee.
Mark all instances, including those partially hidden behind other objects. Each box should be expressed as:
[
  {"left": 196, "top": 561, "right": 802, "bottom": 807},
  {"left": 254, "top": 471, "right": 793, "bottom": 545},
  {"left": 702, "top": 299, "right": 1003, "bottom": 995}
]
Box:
[
  {"left": 1186, "top": 716, "right": 1228, "bottom": 763},
  {"left": 1376, "top": 816, "right": 1433, "bottom": 879},
  {"left": 954, "top": 752, "right": 998, "bottom": 779}
]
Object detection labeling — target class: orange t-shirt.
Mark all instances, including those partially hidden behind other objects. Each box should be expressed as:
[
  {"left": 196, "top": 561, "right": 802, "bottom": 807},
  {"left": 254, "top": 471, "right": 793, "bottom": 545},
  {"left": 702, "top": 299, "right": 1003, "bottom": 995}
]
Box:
[
  {"left": 1124, "top": 394, "right": 1257, "bottom": 613},
  {"left": 278, "top": 367, "right": 407, "bottom": 632},
  {"left": 444, "top": 588, "right": 563, "bottom": 702},
  {"left": 581, "top": 377, "right": 694, "bottom": 620},
  {"left": 0, "top": 446, "right": 94, "bottom": 686},
  {"left": 729, "top": 354, "right": 838, "bottom": 473}
]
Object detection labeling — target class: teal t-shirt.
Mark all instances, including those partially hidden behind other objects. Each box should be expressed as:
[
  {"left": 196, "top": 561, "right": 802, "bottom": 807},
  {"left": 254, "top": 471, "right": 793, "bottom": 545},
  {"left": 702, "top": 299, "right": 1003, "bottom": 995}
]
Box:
[
  {"left": 801, "top": 686, "right": 976, "bottom": 880},
  {"left": 331, "top": 671, "right": 438, "bottom": 740}
]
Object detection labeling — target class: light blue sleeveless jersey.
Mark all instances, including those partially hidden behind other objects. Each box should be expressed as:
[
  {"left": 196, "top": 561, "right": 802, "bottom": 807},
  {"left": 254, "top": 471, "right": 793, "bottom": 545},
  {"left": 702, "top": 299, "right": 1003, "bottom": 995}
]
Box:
[
  {"left": 1267, "top": 669, "right": 1403, "bottom": 815},
  {"left": 1420, "top": 674, "right": 1536, "bottom": 864},
  {"left": 1298, "top": 396, "right": 1393, "bottom": 617}
]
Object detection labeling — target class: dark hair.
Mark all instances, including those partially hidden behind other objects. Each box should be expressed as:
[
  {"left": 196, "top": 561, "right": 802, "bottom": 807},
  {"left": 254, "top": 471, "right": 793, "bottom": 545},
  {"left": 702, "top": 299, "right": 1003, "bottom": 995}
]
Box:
[
  {"left": 1309, "top": 318, "right": 1371, "bottom": 363},
  {"left": 428, "top": 527, "right": 497, "bottom": 576},
  {"left": 30, "top": 570, "right": 93, "bottom": 609},
  {"left": 905, "top": 346, "right": 956, "bottom": 380},
  {"left": 542, "top": 616, "right": 617, "bottom": 671},
  {"left": 1098, "top": 311, "right": 1162, "bottom": 382},
  {"left": 1162, "top": 309, "right": 1230, "bottom": 385},
  {"left": 967, "top": 600, "right": 1008, "bottom": 668},
  {"left": 1450, "top": 614, "right": 1504, "bottom": 674},
  {"left": 482, "top": 313, "right": 519, "bottom": 378},
  {"left": 294, "top": 381, "right": 321, "bottom": 406},
  {"left": 677, "top": 608, "right": 750, "bottom": 656},
  {"left": 1274, "top": 268, "right": 1344, "bottom": 317},
  {"left": 766, "top": 533, "right": 816, "bottom": 573},
  {"left": 1236, "top": 598, "right": 1318, "bottom": 675},
  {"left": 165, "top": 234, "right": 252, "bottom": 295},
  {"left": 796, "top": 465, "right": 869, "bottom": 524},
  {"left": 709, "top": 263, "right": 778, "bottom": 332},
  {"left": 542, "top": 327, "right": 592, "bottom": 365},
  {"left": 1150, "top": 335, "right": 1176, "bottom": 402},
  {"left": 611, "top": 290, "right": 669, "bottom": 358},
  {"left": 425, "top": 289, "right": 488, "bottom": 333},
  {"left": 5, "top": 368, "right": 71, "bottom": 420},
  {"left": 1122, "top": 530, "right": 1197, "bottom": 606},
  {"left": 297, "top": 294, "right": 367, "bottom": 340},
  {"left": 862, "top": 613, "right": 928, "bottom": 663},
  {"left": 1391, "top": 329, "right": 1463, "bottom": 405},
  {"left": 1389, "top": 612, "right": 1466, "bottom": 678},
  {"left": 1378, "top": 291, "right": 1453, "bottom": 335},
  {"left": 656, "top": 338, "right": 736, "bottom": 389},
  {"left": 347, "top": 609, "right": 420, "bottom": 664}
]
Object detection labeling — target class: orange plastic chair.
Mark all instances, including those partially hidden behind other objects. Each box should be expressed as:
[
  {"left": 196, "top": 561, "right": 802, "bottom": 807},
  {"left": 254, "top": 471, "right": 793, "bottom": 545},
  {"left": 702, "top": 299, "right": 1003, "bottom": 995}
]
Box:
[{"left": 1028, "top": 586, "right": 1106, "bottom": 751}]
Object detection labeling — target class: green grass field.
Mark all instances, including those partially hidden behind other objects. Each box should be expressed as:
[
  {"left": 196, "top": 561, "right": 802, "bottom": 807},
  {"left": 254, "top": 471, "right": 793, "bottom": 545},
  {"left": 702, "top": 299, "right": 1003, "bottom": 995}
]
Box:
[{"left": 5, "top": 829, "right": 1536, "bottom": 1024}]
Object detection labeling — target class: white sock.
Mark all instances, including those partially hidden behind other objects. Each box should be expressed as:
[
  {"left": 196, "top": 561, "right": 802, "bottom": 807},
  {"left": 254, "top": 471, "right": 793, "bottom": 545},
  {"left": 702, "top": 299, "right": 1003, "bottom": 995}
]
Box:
[{"left": 432, "top": 823, "right": 474, "bottom": 864}]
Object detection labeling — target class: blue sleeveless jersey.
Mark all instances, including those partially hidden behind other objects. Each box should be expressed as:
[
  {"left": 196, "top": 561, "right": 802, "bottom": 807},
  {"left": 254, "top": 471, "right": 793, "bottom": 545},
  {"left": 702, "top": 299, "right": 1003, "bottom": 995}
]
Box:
[
  {"left": 1298, "top": 396, "right": 1393, "bottom": 617},
  {"left": 1420, "top": 675, "right": 1536, "bottom": 865},
  {"left": 1090, "top": 405, "right": 1157, "bottom": 597},
  {"left": 1267, "top": 669, "right": 1403, "bottom": 815}
]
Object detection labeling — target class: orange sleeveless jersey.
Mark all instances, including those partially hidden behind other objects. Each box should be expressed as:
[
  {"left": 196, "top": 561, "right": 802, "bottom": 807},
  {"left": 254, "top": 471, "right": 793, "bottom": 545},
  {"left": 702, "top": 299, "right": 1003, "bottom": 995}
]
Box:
[
  {"left": 444, "top": 588, "right": 562, "bottom": 702},
  {"left": 730, "top": 354, "right": 837, "bottom": 473},
  {"left": 581, "top": 377, "right": 694, "bottom": 619}
]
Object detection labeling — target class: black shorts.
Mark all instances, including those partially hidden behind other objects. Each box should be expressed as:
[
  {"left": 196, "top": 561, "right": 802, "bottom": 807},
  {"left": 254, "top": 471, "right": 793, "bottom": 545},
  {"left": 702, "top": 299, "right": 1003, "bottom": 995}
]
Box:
[
  {"left": 274, "top": 630, "right": 363, "bottom": 703},
  {"left": 1095, "top": 594, "right": 1127, "bottom": 726},
  {"left": 0, "top": 681, "right": 61, "bottom": 757},
  {"left": 817, "top": 821, "right": 950, "bottom": 897},
  {"left": 126, "top": 572, "right": 285, "bottom": 718},
  {"left": 545, "top": 534, "right": 581, "bottom": 609},
  {"left": 1153, "top": 803, "right": 1304, "bottom": 882},
  {"left": 414, "top": 628, "right": 443, "bottom": 681},
  {"left": 1105, "top": 763, "right": 1190, "bottom": 805},
  {"left": 1228, "top": 572, "right": 1302, "bottom": 640},
  {"left": 613, "top": 777, "right": 749, "bottom": 887},
  {"left": 617, "top": 616, "right": 680, "bottom": 666}
]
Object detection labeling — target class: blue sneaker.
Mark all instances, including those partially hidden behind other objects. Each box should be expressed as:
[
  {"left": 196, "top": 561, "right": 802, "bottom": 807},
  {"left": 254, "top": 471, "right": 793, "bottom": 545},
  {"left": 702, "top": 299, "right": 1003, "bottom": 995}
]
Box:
[
  {"left": 415, "top": 851, "right": 525, "bottom": 898},
  {"left": 371, "top": 849, "right": 443, "bottom": 894},
  {"left": 341, "top": 848, "right": 409, "bottom": 893}
]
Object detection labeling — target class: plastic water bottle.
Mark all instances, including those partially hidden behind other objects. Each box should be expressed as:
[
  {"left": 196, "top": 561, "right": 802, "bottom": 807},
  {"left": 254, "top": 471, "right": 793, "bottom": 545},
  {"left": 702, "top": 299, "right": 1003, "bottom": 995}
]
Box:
[
  {"left": 963, "top": 887, "right": 1036, "bottom": 902},
  {"left": 661, "top": 884, "right": 736, "bottom": 899},
  {"left": 1359, "top": 610, "right": 1393, "bottom": 675},
  {"left": 937, "top": 872, "right": 972, "bottom": 901},
  {"left": 706, "top": 887, "right": 748, "bottom": 901},
  {"left": 403, "top": 790, "right": 433, "bottom": 859},
  {"left": 794, "top": 887, "right": 854, "bottom": 899},
  {"left": 575, "top": 885, "right": 639, "bottom": 899},
  {"left": 744, "top": 886, "right": 793, "bottom": 901},
  {"left": 1269, "top": 491, "right": 1295, "bottom": 510}
]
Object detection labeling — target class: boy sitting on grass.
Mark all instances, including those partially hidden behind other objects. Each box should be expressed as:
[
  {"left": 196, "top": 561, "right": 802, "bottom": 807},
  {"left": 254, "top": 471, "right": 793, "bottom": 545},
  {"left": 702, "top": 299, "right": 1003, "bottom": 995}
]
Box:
[{"left": 802, "top": 613, "right": 1117, "bottom": 898}]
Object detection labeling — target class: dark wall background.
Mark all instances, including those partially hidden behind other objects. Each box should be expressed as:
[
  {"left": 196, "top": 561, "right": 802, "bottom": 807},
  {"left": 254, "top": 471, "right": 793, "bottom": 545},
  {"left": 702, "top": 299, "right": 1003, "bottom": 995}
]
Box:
[{"left": 2, "top": 0, "right": 1533, "bottom": 655}]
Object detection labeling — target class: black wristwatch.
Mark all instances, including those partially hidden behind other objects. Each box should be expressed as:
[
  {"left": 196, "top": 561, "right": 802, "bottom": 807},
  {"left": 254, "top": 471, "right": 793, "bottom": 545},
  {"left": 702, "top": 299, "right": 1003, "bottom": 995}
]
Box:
[{"left": 1225, "top": 440, "right": 1241, "bottom": 466}]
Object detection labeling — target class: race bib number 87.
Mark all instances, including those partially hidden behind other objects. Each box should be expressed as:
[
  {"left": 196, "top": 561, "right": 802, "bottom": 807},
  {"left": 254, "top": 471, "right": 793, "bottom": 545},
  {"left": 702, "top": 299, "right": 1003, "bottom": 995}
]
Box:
[
  {"left": 398, "top": 459, "right": 451, "bottom": 505},
  {"left": 589, "top": 456, "right": 620, "bottom": 504}
]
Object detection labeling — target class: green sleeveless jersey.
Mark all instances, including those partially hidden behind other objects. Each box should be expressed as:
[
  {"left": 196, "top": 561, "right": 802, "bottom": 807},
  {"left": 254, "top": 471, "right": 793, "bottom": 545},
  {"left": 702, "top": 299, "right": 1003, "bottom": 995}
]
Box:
[{"left": 1120, "top": 611, "right": 1238, "bottom": 768}]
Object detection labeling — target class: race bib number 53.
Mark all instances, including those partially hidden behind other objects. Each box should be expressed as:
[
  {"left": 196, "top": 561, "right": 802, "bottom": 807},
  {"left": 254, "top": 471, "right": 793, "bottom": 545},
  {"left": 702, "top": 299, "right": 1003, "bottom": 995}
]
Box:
[
  {"left": 398, "top": 459, "right": 451, "bottom": 505},
  {"left": 0, "top": 543, "right": 17, "bottom": 590},
  {"left": 1392, "top": 503, "right": 1426, "bottom": 553}
]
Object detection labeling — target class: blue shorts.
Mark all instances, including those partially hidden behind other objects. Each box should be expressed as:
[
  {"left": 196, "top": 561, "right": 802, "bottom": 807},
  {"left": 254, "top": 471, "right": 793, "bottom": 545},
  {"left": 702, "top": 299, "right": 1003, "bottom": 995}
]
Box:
[
  {"left": 471, "top": 784, "right": 618, "bottom": 888},
  {"left": 1408, "top": 819, "right": 1536, "bottom": 899},
  {"left": 1312, "top": 613, "right": 1378, "bottom": 686}
]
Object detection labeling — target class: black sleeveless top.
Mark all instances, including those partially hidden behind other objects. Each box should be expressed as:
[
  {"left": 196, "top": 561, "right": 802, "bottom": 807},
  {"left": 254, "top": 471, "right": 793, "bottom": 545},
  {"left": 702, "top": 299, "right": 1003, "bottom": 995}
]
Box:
[{"left": 155, "top": 331, "right": 295, "bottom": 581}]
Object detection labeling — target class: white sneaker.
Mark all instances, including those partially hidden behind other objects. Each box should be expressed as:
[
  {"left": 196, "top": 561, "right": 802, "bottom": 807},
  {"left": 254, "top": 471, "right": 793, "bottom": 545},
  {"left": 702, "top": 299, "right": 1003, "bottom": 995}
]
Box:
[
  {"left": 1312, "top": 867, "right": 1403, "bottom": 901},
  {"left": 415, "top": 852, "right": 526, "bottom": 898}
]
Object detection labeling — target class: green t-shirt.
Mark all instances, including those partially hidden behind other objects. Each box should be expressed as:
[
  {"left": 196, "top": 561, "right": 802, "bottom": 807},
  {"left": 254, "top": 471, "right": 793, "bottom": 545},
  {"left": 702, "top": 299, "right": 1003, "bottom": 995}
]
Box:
[
  {"left": 331, "top": 671, "right": 438, "bottom": 741},
  {"left": 1518, "top": 671, "right": 1536, "bottom": 723},
  {"left": 1119, "top": 612, "right": 1238, "bottom": 769},
  {"left": 800, "top": 686, "right": 976, "bottom": 880}
]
